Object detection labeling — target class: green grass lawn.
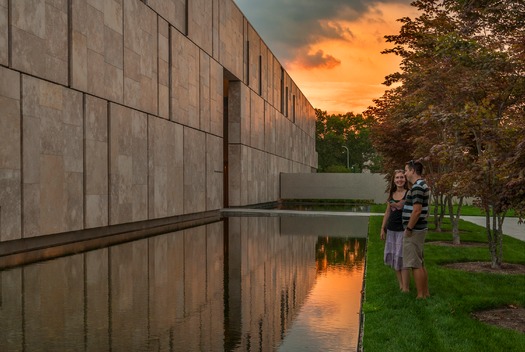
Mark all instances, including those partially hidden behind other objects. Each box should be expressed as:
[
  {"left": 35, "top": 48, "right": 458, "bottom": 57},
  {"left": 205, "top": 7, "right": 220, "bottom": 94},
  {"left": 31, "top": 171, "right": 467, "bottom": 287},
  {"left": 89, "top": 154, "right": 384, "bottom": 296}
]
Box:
[{"left": 362, "top": 216, "right": 525, "bottom": 351}]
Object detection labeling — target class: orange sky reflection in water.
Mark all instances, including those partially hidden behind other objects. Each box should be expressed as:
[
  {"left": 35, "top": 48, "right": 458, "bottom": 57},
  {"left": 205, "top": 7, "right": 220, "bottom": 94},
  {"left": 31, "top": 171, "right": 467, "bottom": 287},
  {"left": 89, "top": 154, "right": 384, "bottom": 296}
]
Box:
[{"left": 279, "top": 238, "right": 365, "bottom": 351}]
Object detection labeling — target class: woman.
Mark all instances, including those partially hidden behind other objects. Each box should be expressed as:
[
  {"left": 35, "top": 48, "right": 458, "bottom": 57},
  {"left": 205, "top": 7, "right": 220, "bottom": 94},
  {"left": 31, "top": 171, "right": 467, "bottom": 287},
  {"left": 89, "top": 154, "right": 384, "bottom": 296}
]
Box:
[{"left": 381, "top": 170, "right": 410, "bottom": 291}]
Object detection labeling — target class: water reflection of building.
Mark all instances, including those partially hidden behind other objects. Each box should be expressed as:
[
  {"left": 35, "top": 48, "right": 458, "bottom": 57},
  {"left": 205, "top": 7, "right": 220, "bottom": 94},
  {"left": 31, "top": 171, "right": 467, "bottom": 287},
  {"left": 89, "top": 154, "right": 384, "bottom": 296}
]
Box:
[{"left": 0, "top": 217, "right": 321, "bottom": 351}]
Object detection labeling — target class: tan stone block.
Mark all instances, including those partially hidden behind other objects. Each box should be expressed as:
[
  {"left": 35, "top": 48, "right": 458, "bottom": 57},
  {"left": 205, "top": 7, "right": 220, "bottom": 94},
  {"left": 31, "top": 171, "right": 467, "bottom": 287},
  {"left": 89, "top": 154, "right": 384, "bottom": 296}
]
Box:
[
  {"left": 188, "top": 0, "right": 213, "bottom": 55},
  {"left": 218, "top": 0, "right": 243, "bottom": 79},
  {"left": 124, "top": 0, "right": 157, "bottom": 114},
  {"left": 85, "top": 94, "right": 107, "bottom": 142},
  {"left": 104, "top": 64, "right": 123, "bottom": 103},
  {"left": 124, "top": 47, "right": 141, "bottom": 82},
  {"left": 158, "top": 85, "right": 169, "bottom": 119},
  {"left": 22, "top": 183, "right": 39, "bottom": 237},
  {"left": 0, "top": 3, "right": 7, "bottom": 66},
  {"left": 0, "top": 169, "right": 22, "bottom": 241},
  {"left": 11, "top": 0, "right": 46, "bottom": 37},
  {"left": 45, "top": 3, "right": 68, "bottom": 59},
  {"left": 227, "top": 144, "right": 240, "bottom": 206},
  {"left": 22, "top": 115, "right": 40, "bottom": 184},
  {"left": 64, "top": 124, "right": 83, "bottom": 173},
  {"left": 86, "top": 139, "right": 108, "bottom": 195},
  {"left": 40, "top": 154, "right": 65, "bottom": 234},
  {"left": 200, "top": 51, "right": 211, "bottom": 133},
  {"left": 86, "top": 4, "right": 104, "bottom": 53},
  {"left": 65, "top": 171, "right": 83, "bottom": 231},
  {"left": 250, "top": 91, "right": 265, "bottom": 150},
  {"left": 206, "top": 134, "right": 223, "bottom": 210},
  {"left": 109, "top": 104, "right": 147, "bottom": 224},
  {"left": 183, "top": 127, "right": 206, "bottom": 213},
  {"left": 105, "top": 26, "right": 123, "bottom": 69},
  {"left": 210, "top": 59, "right": 223, "bottom": 137},
  {"left": 11, "top": 2, "right": 68, "bottom": 85},
  {"left": 171, "top": 30, "right": 199, "bottom": 128},
  {"left": 148, "top": 117, "right": 183, "bottom": 218},
  {"left": 11, "top": 27, "right": 46, "bottom": 75},
  {"left": 0, "top": 97, "right": 20, "bottom": 170},
  {"left": 87, "top": 0, "right": 104, "bottom": 12},
  {"left": 87, "top": 49, "right": 105, "bottom": 95},
  {"left": 104, "top": 0, "right": 123, "bottom": 35},
  {"left": 71, "top": 30, "right": 88, "bottom": 91},
  {"left": 212, "top": 0, "right": 219, "bottom": 59}
]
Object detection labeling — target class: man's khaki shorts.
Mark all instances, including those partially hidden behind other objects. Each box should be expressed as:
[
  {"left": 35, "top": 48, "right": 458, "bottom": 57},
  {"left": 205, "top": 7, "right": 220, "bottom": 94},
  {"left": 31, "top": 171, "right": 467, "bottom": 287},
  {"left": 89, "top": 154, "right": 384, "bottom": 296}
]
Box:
[{"left": 403, "top": 229, "right": 427, "bottom": 268}]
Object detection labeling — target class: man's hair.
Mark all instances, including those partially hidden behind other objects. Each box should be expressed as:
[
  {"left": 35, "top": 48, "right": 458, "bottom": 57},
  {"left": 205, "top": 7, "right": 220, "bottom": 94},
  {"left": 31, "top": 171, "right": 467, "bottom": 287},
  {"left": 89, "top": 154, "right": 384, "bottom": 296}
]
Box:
[{"left": 406, "top": 160, "right": 424, "bottom": 175}]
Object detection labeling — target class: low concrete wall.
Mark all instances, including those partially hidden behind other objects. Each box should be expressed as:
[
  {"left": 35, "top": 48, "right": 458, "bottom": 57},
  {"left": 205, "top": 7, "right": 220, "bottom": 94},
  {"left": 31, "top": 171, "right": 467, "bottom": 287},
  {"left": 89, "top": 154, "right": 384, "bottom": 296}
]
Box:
[{"left": 280, "top": 173, "right": 388, "bottom": 204}]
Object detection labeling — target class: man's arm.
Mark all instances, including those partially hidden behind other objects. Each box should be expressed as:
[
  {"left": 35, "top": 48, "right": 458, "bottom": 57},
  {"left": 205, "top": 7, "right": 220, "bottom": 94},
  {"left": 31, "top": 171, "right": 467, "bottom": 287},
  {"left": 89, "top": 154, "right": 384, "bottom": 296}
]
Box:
[{"left": 405, "top": 203, "right": 422, "bottom": 232}]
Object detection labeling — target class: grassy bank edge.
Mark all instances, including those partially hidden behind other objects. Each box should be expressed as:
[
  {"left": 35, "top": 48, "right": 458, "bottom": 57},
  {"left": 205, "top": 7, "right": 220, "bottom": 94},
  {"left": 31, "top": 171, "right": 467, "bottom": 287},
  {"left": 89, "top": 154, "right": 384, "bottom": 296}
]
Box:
[{"left": 360, "top": 215, "right": 525, "bottom": 352}]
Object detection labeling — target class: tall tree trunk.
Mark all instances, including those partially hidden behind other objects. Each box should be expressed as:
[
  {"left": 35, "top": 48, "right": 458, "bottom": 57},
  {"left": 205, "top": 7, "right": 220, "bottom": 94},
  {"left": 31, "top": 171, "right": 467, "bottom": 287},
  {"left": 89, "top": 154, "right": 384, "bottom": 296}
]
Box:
[
  {"left": 485, "top": 207, "right": 505, "bottom": 269},
  {"left": 439, "top": 194, "right": 447, "bottom": 230},
  {"left": 433, "top": 194, "right": 441, "bottom": 231},
  {"left": 447, "top": 196, "right": 462, "bottom": 245}
]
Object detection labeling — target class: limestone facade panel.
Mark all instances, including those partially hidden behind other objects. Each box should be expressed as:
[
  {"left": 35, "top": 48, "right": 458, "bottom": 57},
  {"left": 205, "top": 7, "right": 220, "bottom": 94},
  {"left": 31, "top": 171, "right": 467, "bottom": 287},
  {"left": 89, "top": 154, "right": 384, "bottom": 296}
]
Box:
[
  {"left": 148, "top": 116, "right": 183, "bottom": 218},
  {"left": 109, "top": 103, "right": 148, "bottom": 225},
  {"left": 22, "top": 76, "right": 83, "bottom": 237},
  {"left": 183, "top": 126, "right": 206, "bottom": 214},
  {"left": 188, "top": 0, "right": 214, "bottom": 56},
  {"left": 158, "top": 18, "right": 170, "bottom": 119},
  {"left": 0, "top": 68, "right": 21, "bottom": 241},
  {"left": 0, "top": 1, "right": 7, "bottom": 66},
  {"left": 144, "top": 0, "right": 186, "bottom": 34},
  {"left": 11, "top": 0, "right": 68, "bottom": 85},
  {"left": 124, "top": 0, "right": 158, "bottom": 115},
  {"left": 210, "top": 58, "right": 224, "bottom": 137},
  {"left": 85, "top": 95, "right": 108, "bottom": 228},
  {"left": 171, "top": 29, "right": 199, "bottom": 129},
  {"left": 206, "top": 133, "right": 223, "bottom": 210},
  {"left": 218, "top": 0, "right": 243, "bottom": 78},
  {"left": 71, "top": 0, "right": 124, "bottom": 102},
  {"left": 0, "top": 0, "right": 317, "bottom": 242}
]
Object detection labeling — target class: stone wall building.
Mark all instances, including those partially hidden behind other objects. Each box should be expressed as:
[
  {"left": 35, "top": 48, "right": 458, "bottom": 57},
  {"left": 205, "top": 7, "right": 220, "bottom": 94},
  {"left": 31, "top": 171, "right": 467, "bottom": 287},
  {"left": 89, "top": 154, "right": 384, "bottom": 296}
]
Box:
[{"left": 0, "top": 0, "right": 317, "bottom": 245}]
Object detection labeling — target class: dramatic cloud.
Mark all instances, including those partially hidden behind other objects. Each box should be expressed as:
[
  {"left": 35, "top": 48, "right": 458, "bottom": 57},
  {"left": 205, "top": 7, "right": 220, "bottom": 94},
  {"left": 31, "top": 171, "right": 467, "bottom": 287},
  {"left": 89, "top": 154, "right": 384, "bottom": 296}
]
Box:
[
  {"left": 297, "top": 49, "right": 342, "bottom": 69},
  {"left": 234, "top": 0, "right": 413, "bottom": 64},
  {"left": 234, "top": 0, "right": 419, "bottom": 113}
]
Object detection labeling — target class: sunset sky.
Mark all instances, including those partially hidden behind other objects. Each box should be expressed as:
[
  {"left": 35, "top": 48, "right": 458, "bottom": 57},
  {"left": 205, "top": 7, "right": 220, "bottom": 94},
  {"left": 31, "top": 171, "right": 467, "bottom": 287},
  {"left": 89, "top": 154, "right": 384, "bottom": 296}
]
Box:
[{"left": 234, "top": 0, "right": 420, "bottom": 115}]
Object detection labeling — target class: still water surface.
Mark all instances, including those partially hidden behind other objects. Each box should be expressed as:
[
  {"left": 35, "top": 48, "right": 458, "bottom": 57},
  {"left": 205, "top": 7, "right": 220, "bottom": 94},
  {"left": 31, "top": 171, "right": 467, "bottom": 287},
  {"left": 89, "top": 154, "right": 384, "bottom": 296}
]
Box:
[{"left": 0, "top": 215, "right": 367, "bottom": 351}]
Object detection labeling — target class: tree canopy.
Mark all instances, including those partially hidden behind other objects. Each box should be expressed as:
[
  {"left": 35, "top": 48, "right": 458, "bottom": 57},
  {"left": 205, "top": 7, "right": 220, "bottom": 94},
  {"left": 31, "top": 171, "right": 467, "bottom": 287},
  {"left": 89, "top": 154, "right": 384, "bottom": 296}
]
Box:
[
  {"left": 315, "top": 109, "right": 380, "bottom": 173},
  {"left": 366, "top": 0, "right": 525, "bottom": 267}
]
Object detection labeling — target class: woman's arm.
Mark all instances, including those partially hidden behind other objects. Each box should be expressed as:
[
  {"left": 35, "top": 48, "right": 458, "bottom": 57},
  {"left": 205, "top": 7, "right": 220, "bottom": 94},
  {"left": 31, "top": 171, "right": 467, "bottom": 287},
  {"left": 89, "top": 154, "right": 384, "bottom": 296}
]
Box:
[{"left": 380, "top": 203, "right": 390, "bottom": 240}]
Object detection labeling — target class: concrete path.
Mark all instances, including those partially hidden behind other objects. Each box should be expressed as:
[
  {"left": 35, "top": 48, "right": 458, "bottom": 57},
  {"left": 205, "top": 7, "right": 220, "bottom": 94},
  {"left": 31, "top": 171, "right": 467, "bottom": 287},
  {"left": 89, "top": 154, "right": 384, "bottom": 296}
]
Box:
[
  {"left": 221, "top": 209, "right": 525, "bottom": 242},
  {"left": 461, "top": 216, "right": 525, "bottom": 242}
]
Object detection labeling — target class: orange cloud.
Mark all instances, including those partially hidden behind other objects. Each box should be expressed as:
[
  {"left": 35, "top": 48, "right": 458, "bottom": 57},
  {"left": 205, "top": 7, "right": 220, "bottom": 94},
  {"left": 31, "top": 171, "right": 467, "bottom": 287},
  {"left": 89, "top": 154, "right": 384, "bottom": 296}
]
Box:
[
  {"left": 285, "top": 3, "right": 420, "bottom": 114},
  {"left": 295, "top": 49, "right": 342, "bottom": 69}
]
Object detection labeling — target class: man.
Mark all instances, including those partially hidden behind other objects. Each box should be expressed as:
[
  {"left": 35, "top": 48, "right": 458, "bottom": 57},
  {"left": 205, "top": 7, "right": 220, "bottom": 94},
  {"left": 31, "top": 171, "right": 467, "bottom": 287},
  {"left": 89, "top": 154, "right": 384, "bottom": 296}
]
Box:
[{"left": 402, "top": 160, "right": 430, "bottom": 298}]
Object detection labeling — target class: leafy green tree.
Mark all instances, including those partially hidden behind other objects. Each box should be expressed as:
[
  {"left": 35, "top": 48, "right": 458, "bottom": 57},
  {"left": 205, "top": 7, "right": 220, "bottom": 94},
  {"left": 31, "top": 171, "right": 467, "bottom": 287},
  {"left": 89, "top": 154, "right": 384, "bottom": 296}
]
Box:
[
  {"left": 368, "top": 0, "right": 525, "bottom": 266},
  {"left": 316, "top": 109, "right": 380, "bottom": 173}
]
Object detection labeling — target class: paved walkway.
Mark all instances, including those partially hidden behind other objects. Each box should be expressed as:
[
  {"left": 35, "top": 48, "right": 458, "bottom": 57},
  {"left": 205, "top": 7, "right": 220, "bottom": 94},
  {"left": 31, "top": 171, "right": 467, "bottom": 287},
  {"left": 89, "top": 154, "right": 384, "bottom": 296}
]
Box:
[
  {"left": 461, "top": 216, "right": 525, "bottom": 242},
  {"left": 221, "top": 209, "right": 525, "bottom": 242}
]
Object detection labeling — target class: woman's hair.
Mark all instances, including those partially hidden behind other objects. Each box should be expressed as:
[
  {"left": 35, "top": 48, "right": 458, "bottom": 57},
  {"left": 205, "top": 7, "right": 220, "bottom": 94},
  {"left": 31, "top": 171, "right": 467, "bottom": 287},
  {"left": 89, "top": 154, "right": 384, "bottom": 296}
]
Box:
[{"left": 388, "top": 169, "right": 408, "bottom": 201}]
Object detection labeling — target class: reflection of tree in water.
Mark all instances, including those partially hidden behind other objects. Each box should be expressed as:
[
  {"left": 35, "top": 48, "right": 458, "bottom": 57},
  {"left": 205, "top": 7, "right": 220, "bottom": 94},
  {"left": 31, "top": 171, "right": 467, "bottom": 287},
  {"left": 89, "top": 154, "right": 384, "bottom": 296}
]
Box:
[{"left": 315, "top": 237, "right": 366, "bottom": 273}]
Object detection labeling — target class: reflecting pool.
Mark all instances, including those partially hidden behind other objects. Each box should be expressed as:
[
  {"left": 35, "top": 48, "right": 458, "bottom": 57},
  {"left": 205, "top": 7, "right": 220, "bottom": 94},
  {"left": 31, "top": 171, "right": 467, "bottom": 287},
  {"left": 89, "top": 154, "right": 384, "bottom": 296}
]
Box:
[{"left": 0, "top": 215, "right": 367, "bottom": 351}]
